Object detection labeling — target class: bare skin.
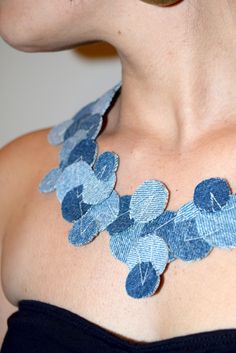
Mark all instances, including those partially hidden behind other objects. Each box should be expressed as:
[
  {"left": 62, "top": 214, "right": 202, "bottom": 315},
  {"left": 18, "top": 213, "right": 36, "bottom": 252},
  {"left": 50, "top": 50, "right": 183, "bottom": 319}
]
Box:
[{"left": 1, "top": 0, "right": 236, "bottom": 346}]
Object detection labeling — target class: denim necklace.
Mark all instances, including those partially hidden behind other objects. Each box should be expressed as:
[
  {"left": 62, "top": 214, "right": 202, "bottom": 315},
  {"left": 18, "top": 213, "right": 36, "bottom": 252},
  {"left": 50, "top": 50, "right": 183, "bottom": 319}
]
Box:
[{"left": 39, "top": 81, "right": 236, "bottom": 299}]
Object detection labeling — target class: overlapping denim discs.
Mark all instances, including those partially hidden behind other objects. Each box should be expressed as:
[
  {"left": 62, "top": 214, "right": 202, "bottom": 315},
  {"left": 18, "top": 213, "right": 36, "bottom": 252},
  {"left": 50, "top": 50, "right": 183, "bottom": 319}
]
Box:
[{"left": 39, "top": 81, "right": 236, "bottom": 299}]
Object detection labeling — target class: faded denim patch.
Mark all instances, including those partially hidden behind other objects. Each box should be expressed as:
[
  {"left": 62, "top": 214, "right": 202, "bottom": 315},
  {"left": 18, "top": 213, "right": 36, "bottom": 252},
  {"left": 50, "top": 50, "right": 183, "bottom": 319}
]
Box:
[
  {"left": 130, "top": 180, "right": 169, "bottom": 223},
  {"left": 125, "top": 262, "right": 160, "bottom": 299},
  {"left": 39, "top": 167, "right": 62, "bottom": 193},
  {"left": 109, "top": 222, "right": 144, "bottom": 263},
  {"left": 196, "top": 195, "right": 236, "bottom": 247},
  {"left": 107, "top": 195, "right": 134, "bottom": 235},
  {"left": 39, "top": 80, "right": 236, "bottom": 299}
]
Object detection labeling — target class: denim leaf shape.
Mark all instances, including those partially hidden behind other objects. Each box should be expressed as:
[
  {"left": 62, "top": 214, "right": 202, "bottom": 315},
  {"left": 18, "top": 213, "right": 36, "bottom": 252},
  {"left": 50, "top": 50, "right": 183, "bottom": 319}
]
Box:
[
  {"left": 82, "top": 167, "right": 117, "bottom": 205},
  {"left": 109, "top": 222, "right": 144, "bottom": 263},
  {"left": 193, "top": 177, "right": 231, "bottom": 213},
  {"left": 126, "top": 234, "right": 169, "bottom": 274},
  {"left": 56, "top": 160, "right": 92, "bottom": 203},
  {"left": 94, "top": 151, "right": 119, "bottom": 182},
  {"left": 86, "top": 191, "right": 120, "bottom": 231},
  {"left": 140, "top": 210, "right": 177, "bottom": 263},
  {"left": 59, "top": 129, "right": 88, "bottom": 168},
  {"left": 196, "top": 195, "right": 236, "bottom": 247},
  {"left": 125, "top": 262, "right": 160, "bottom": 299},
  {"left": 68, "top": 214, "right": 99, "bottom": 247},
  {"left": 130, "top": 180, "right": 169, "bottom": 223},
  {"left": 39, "top": 167, "right": 62, "bottom": 193},
  {"left": 167, "top": 218, "right": 213, "bottom": 261},
  {"left": 48, "top": 118, "right": 73, "bottom": 145},
  {"left": 107, "top": 195, "right": 134, "bottom": 235},
  {"left": 61, "top": 185, "right": 91, "bottom": 223},
  {"left": 72, "top": 100, "right": 97, "bottom": 123},
  {"left": 174, "top": 201, "right": 199, "bottom": 223},
  {"left": 67, "top": 138, "right": 97, "bottom": 166}
]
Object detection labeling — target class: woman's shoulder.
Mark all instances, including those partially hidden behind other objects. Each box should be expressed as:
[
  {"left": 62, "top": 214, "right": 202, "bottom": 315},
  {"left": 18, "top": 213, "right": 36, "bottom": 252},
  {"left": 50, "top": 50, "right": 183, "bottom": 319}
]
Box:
[{"left": 0, "top": 128, "right": 58, "bottom": 239}]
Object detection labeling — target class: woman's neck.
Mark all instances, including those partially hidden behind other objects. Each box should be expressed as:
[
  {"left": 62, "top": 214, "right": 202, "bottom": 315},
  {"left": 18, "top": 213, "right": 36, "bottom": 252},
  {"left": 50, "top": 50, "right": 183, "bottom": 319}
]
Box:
[{"left": 104, "top": 0, "right": 236, "bottom": 151}]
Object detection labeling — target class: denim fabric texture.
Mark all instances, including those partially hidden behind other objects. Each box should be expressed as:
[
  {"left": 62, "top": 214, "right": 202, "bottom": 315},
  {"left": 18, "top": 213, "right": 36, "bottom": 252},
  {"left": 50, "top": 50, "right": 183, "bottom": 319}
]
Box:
[{"left": 39, "top": 80, "right": 236, "bottom": 299}]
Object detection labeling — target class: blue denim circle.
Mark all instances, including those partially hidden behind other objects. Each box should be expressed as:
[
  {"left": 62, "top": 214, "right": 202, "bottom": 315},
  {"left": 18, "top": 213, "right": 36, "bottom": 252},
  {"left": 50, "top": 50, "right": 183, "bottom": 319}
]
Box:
[
  {"left": 193, "top": 177, "right": 231, "bottom": 213},
  {"left": 125, "top": 262, "right": 160, "bottom": 299}
]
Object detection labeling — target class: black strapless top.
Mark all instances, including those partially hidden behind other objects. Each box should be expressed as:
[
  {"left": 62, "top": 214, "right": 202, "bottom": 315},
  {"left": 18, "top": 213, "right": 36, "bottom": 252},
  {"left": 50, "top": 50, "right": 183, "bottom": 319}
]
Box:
[{"left": 1, "top": 299, "right": 236, "bottom": 353}]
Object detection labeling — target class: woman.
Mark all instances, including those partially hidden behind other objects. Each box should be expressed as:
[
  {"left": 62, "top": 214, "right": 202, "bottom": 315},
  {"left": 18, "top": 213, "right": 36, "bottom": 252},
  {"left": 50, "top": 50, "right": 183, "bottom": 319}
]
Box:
[{"left": 1, "top": 0, "right": 236, "bottom": 351}]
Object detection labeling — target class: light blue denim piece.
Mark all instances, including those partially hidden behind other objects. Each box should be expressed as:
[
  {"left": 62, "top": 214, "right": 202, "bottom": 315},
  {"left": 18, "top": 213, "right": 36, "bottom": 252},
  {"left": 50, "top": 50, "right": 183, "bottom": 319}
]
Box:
[
  {"left": 48, "top": 118, "right": 73, "bottom": 145},
  {"left": 39, "top": 167, "right": 62, "bottom": 193},
  {"left": 59, "top": 129, "right": 88, "bottom": 168},
  {"left": 39, "top": 80, "right": 236, "bottom": 299},
  {"left": 130, "top": 180, "right": 169, "bottom": 223},
  {"left": 126, "top": 233, "right": 169, "bottom": 273},
  {"left": 109, "top": 222, "right": 144, "bottom": 263},
  {"left": 196, "top": 195, "right": 236, "bottom": 247}
]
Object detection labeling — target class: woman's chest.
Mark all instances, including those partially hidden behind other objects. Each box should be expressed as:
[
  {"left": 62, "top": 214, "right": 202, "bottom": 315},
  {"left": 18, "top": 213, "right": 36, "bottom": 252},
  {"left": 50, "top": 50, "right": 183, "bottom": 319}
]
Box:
[{"left": 2, "top": 170, "right": 236, "bottom": 343}]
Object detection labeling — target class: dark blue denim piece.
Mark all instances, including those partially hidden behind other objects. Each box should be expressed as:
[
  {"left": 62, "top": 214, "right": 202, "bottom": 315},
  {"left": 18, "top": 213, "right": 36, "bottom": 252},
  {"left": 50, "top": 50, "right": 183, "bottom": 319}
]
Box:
[
  {"left": 61, "top": 185, "right": 91, "bottom": 223},
  {"left": 125, "top": 261, "right": 160, "bottom": 299},
  {"left": 59, "top": 129, "right": 88, "bottom": 168},
  {"left": 107, "top": 195, "right": 134, "bottom": 235},
  {"left": 68, "top": 215, "right": 99, "bottom": 246},
  {"left": 141, "top": 210, "right": 177, "bottom": 262},
  {"left": 40, "top": 80, "right": 236, "bottom": 299},
  {"left": 67, "top": 138, "right": 97, "bottom": 166},
  {"left": 130, "top": 180, "right": 169, "bottom": 223},
  {"left": 167, "top": 218, "right": 212, "bottom": 261},
  {"left": 39, "top": 167, "right": 62, "bottom": 193},
  {"left": 193, "top": 177, "right": 231, "bottom": 213},
  {"left": 94, "top": 151, "right": 119, "bottom": 182}
]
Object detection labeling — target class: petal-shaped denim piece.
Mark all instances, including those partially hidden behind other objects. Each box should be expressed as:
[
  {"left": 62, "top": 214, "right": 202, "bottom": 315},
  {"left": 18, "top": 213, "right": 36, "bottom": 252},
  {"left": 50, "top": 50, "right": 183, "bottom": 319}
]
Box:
[
  {"left": 63, "top": 119, "right": 84, "bottom": 142},
  {"left": 59, "top": 129, "right": 88, "bottom": 168},
  {"left": 167, "top": 218, "right": 212, "bottom": 261},
  {"left": 107, "top": 195, "right": 134, "bottom": 235},
  {"left": 125, "top": 262, "right": 160, "bottom": 299},
  {"left": 82, "top": 173, "right": 116, "bottom": 205},
  {"left": 86, "top": 191, "right": 119, "bottom": 231},
  {"left": 68, "top": 214, "right": 99, "bottom": 246},
  {"left": 79, "top": 113, "right": 103, "bottom": 140},
  {"left": 67, "top": 139, "right": 97, "bottom": 166},
  {"left": 48, "top": 119, "right": 73, "bottom": 145},
  {"left": 94, "top": 152, "right": 119, "bottom": 182},
  {"left": 140, "top": 210, "right": 176, "bottom": 262},
  {"left": 91, "top": 81, "right": 122, "bottom": 116},
  {"left": 126, "top": 234, "right": 169, "bottom": 274},
  {"left": 130, "top": 180, "right": 169, "bottom": 223},
  {"left": 109, "top": 222, "right": 144, "bottom": 263},
  {"left": 56, "top": 160, "right": 93, "bottom": 203},
  {"left": 174, "top": 201, "right": 199, "bottom": 223},
  {"left": 193, "top": 177, "right": 231, "bottom": 213},
  {"left": 61, "top": 185, "right": 91, "bottom": 222},
  {"left": 72, "top": 101, "right": 96, "bottom": 123},
  {"left": 196, "top": 195, "right": 236, "bottom": 248},
  {"left": 39, "top": 167, "right": 62, "bottom": 193}
]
